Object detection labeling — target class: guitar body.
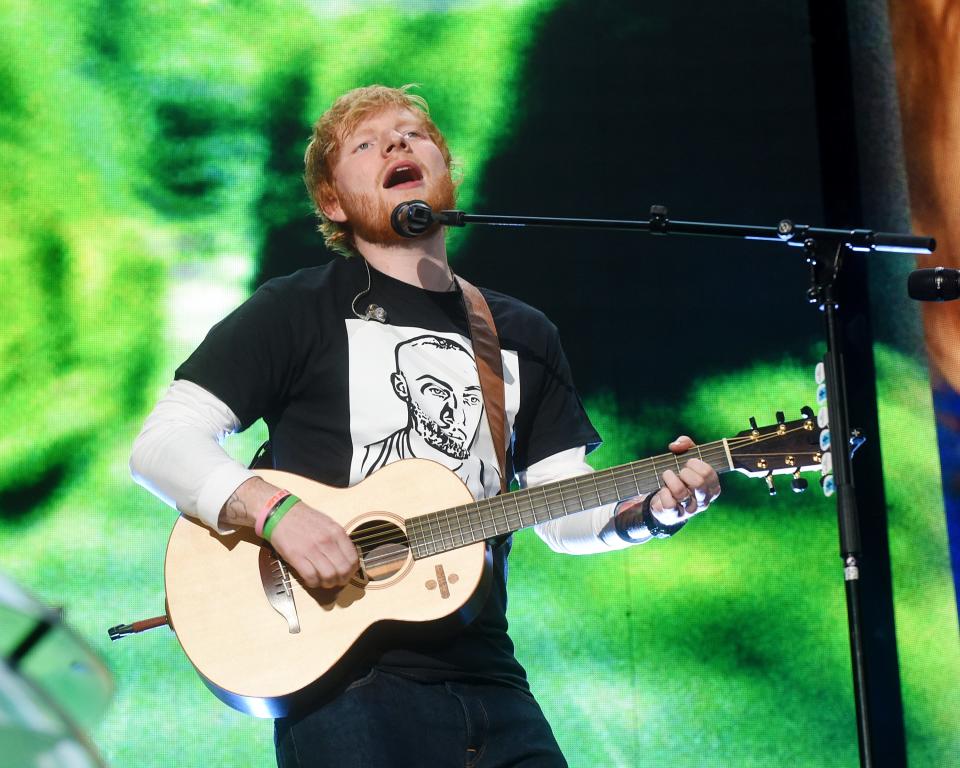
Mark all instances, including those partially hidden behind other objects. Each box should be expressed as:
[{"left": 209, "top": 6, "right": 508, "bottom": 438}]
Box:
[{"left": 164, "top": 459, "right": 489, "bottom": 717}]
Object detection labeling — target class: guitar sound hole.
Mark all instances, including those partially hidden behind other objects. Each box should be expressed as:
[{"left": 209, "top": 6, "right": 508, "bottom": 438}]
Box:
[{"left": 352, "top": 520, "right": 409, "bottom": 582}]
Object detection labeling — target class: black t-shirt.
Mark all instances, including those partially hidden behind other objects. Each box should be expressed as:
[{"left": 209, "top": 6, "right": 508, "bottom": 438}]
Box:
[{"left": 176, "top": 256, "right": 600, "bottom": 689}]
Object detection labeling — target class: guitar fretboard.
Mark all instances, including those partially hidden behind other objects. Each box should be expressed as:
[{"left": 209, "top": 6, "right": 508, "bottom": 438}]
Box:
[{"left": 405, "top": 440, "right": 733, "bottom": 558}]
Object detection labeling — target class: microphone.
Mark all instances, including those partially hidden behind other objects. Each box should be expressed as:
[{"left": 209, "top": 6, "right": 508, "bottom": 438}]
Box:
[
  {"left": 908, "top": 267, "right": 960, "bottom": 301},
  {"left": 390, "top": 201, "right": 465, "bottom": 238},
  {"left": 391, "top": 200, "right": 435, "bottom": 238}
]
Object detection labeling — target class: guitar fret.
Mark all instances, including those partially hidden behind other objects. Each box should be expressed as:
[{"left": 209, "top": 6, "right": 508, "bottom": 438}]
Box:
[
  {"left": 577, "top": 474, "right": 599, "bottom": 508},
  {"left": 531, "top": 489, "right": 543, "bottom": 524},
  {"left": 606, "top": 469, "right": 622, "bottom": 503},
  {"left": 475, "top": 502, "right": 488, "bottom": 540},
  {"left": 512, "top": 494, "right": 528, "bottom": 529},
  {"left": 442, "top": 509, "right": 455, "bottom": 550},
  {"left": 406, "top": 515, "right": 421, "bottom": 558},
  {"left": 519, "top": 489, "right": 536, "bottom": 525},
  {"left": 589, "top": 476, "right": 603, "bottom": 505},
  {"left": 498, "top": 495, "right": 510, "bottom": 536},
  {"left": 621, "top": 466, "right": 642, "bottom": 499},
  {"left": 474, "top": 502, "right": 488, "bottom": 542},
  {"left": 572, "top": 477, "right": 586, "bottom": 512},
  {"left": 431, "top": 511, "right": 443, "bottom": 552},
  {"left": 445, "top": 509, "right": 455, "bottom": 547},
  {"left": 593, "top": 474, "right": 616, "bottom": 506},
  {"left": 567, "top": 479, "right": 582, "bottom": 513},
  {"left": 435, "top": 513, "right": 445, "bottom": 553},
  {"left": 412, "top": 514, "right": 425, "bottom": 557},
  {"left": 465, "top": 503, "right": 481, "bottom": 544},
  {"left": 528, "top": 492, "right": 541, "bottom": 525},
  {"left": 559, "top": 480, "right": 575, "bottom": 514},
  {"left": 415, "top": 514, "right": 431, "bottom": 557},
  {"left": 457, "top": 507, "right": 469, "bottom": 545},
  {"left": 538, "top": 485, "right": 552, "bottom": 522},
  {"left": 430, "top": 513, "right": 444, "bottom": 555},
  {"left": 453, "top": 508, "right": 464, "bottom": 547},
  {"left": 483, "top": 499, "right": 495, "bottom": 537}
]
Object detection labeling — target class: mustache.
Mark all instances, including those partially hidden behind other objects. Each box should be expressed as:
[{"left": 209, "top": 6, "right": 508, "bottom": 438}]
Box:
[
  {"left": 337, "top": 171, "right": 457, "bottom": 247},
  {"left": 410, "top": 402, "right": 473, "bottom": 460}
]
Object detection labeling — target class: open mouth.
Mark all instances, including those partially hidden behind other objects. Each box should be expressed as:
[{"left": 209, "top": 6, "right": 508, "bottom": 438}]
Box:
[{"left": 383, "top": 163, "right": 424, "bottom": 189}]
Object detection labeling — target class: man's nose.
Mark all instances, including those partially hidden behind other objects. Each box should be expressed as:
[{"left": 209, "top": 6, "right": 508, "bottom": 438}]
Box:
[
  {"left": 382, "top": 130, "right": 409, "bottom": 155},
  {"left": 441, "top": 398, "right": 463, "bottom": 426}
]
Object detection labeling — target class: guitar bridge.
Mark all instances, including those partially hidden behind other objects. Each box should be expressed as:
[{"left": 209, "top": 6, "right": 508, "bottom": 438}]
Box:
[{"left": 259, "top": 548, "right": 300, "bottom": 634}]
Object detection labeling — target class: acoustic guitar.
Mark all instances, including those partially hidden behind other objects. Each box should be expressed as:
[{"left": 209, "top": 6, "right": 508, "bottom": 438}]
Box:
[{"left": 163, "top": 410, "right": 823, "bottom": 716}]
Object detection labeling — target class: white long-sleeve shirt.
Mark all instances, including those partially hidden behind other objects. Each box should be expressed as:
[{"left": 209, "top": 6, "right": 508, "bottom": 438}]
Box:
[{"left": 130, "top": 379, "right": 639, "bottom": 553}]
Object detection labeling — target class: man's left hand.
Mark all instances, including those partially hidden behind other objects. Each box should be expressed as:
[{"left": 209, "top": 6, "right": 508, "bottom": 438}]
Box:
[{"left": 648, "top": 435, "right": 721, "bottom": 526}]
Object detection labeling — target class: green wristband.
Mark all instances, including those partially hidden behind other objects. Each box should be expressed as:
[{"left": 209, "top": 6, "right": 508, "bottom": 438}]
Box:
[{"left": 262, "top": 494, "right": 300, "bottom": 541}]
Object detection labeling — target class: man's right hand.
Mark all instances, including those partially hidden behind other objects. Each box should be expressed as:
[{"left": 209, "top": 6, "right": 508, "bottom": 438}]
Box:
[
  {"left": 268, "top": 503, "right": 360, "bottom": 589},
  {"left": 219, "top": 476, "right": 359, "bottom": 589}
]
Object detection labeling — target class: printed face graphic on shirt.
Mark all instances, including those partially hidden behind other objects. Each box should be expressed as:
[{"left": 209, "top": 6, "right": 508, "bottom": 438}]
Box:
[
  {"left": 391, "top": 335, "right": 484, "bottom": 460},
  {"left": 347, "top": 320, "right": 520, "bottom": 501}
]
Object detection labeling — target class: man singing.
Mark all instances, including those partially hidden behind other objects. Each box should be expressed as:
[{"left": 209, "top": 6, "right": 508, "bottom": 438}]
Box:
[{"left": 131, "top": 84, "right": 721, "bottom": 767}]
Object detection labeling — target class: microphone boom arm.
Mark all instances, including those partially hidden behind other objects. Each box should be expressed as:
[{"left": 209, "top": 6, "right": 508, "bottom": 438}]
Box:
[{"left": 429, "top": 204, "right": 934, "bottom": 254}]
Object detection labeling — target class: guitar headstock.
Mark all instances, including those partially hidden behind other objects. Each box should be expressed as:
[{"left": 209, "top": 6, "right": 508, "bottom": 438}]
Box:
[{"left": 728, "top": 407, "right": 822, "bottom": 494}]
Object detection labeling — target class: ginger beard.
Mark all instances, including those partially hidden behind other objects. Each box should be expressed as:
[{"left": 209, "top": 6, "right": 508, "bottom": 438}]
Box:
[{"left": 335, "top": 167, "right": 457, "bottom": 247}]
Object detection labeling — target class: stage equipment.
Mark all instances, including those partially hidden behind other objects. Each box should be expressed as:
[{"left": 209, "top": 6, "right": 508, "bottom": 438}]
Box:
[
  {"left": 390, "top": 200, "right": 935, "bottom": 768},
  {"left": 908, "top": 267, "right": 960, "bottom": 301},
  {"left": 0, "top": 572, "right": 113, "bottom": 767}
]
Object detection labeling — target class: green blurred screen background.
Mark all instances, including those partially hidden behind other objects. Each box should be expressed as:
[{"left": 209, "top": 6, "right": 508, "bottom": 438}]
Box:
[{"left": 0, "top": 1, "right": 957, "bottom": 766}]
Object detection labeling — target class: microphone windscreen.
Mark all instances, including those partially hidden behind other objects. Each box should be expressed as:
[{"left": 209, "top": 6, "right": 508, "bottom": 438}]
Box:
[
  {"left": 908, "top": 267, "right": 960, "bottom": 301},
  {"left": 390, "top": 200, "right": 432, "bottom": 238}
]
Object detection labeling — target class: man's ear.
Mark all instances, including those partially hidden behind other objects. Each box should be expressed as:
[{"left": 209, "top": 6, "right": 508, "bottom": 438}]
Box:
[
  {"left": 390, "top": 372, "right": 409, "bottom": 400},
  {"left": 318, "top": 183, "right": 347, "bottom": 223}
]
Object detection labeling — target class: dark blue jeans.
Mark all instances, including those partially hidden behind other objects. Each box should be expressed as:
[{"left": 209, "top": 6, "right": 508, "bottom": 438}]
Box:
[{"left": 274, "top": 669, "right": 568, "bottom": 767}]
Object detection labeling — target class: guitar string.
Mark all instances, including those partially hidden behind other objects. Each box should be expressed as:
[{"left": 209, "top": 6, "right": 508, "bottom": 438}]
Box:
[
  {"left": 272, "top": 426, "right": 816, "bottom": 568},
  {"left": 340, "top": 427, "right": 816, "bottom": 558},
  {"left": 282, "top": 435, "right": 787, "bottom": 582},
  {"left": 350, "top": 452, "right": 808, "bottom": 564},
  {"left": 336, "top": 425, "right": 819, "bottom": 568},
  {"left": 341, "top": 424, "right": 816, "bottom": 550},
  {"left": 346, "top": 448, "right": 735, "bottom": 552}
]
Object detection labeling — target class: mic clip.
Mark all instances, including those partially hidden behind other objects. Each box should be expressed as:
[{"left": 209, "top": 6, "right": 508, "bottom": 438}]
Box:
[
  {"left": 362, "top": 304, "right": 388, "bottom": 323},
  {"left": 391, "top": 200, "right": 434, "bottom": 238}
]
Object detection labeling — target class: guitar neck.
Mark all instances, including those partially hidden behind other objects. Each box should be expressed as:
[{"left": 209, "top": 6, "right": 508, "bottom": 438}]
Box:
[{"left": 407, "top": 439, "right": 734, "bottom": 558}]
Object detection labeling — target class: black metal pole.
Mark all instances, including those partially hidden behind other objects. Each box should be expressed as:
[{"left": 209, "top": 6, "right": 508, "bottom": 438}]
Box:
[
  {"left": 808, "top": 238, "right": 872, "bottom": 766},
  {"left": 435, "top": 206, "right": 933, "bottom": 253},
  {"left": 402, "top": 199, "right": 937, "bottom": 767}
]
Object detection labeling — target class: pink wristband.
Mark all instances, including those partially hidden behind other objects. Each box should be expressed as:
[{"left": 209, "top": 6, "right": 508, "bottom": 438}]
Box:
[{"left": 255, "top": 490, "right": 291, "bottom": 537}]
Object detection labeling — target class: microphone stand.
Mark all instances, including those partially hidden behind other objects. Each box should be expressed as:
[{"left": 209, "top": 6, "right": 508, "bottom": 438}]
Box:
[
  {"left": 418, "top": 202, "right": 935, "bottom": 768},
  {"left": 430, "top": 204, "right": 933, "bottom": 254}
]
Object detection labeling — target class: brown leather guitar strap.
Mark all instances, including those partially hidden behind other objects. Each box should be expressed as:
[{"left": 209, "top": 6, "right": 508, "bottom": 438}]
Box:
[{"left": 455, "top": 275, "right": 509, "bottom": 494}]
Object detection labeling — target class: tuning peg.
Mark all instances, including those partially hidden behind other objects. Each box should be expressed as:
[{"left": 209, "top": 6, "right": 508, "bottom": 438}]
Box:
[
  {"left": 791, "top": 469, "right": 808, "bottom": 493},
  {"left": 776, "top": 410, "right": 785, "bottom": 424},
  {"left": 821, "top": 451, "right": 833, "bottom": 476},
  {"left": 819, "top": 428, "right": 831, "bottom": 451},
  {"left": 816, "top": 383, "right": 828, "bottom": 405},
  {"left": 749, "top": 416, "right": 758, "bottom": 431},
  {"left": 817, "top": 406, "right": 829, "bottom": 428},
  {"left": 821, "top": 474, "right": 835, "bottom": 497},
  {"left": 815, "top": 361, "right": 826, "bottom": 385},
  {"left": 765, "top": 474, "right": 776, "bottom": 496},
  {"left": 801, "top": 405, "right": 815, "bottom": 420}
]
